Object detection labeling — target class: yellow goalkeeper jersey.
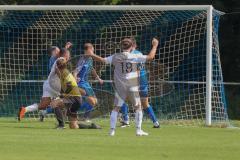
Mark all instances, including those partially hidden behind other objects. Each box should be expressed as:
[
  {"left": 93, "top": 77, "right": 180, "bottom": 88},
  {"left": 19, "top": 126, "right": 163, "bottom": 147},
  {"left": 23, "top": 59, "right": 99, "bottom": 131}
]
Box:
[{"left": 60, "top": 69, "right": 81, "bottom": 97}]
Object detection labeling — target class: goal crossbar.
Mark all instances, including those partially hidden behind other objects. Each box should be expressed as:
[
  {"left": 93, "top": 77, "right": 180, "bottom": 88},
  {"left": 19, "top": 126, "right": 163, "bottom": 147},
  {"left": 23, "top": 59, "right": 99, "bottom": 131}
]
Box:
[{"left": 0, "top": 5, "right": 212, "bottom": 11}]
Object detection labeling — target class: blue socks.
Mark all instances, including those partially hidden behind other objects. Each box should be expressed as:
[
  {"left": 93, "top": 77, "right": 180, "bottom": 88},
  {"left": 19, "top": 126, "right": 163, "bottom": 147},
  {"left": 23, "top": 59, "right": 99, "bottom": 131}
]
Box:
[
  {"left": 120, "top": 103, "right": 157, "bottom": 124},
  {"left": 121, "top": 103, "right": 129, "bottom": 122},
  {"left": 144, "top": 105, "right": 157, "bottom": 123},
  {"left": 46, "top": 106, "right": 53, "bottom": 114}
]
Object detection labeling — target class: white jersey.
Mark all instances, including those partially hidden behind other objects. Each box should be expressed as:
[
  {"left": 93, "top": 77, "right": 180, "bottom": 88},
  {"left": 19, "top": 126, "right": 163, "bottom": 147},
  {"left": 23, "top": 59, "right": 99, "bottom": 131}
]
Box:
[
  {"left": 104, "top": 52, "right": 147, "bottom": 107},
  {"left": 47, "top": 57, "right": 63, "bottom": 96},
  {"left": 105, "top": 51, "right": 147, "bottom": 85}
]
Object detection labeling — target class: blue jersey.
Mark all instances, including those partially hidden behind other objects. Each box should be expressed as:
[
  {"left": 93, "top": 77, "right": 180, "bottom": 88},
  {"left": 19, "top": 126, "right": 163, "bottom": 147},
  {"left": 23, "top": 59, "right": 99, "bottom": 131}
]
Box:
[
  {"left": 48, "top": 56, "right": 57, "bottom": 73},
  {"left": 131, "top": 50, "right": 148, "bottom": 86},
  {"left": 76, "top": 57, "right": 93, "bottom": 83}
]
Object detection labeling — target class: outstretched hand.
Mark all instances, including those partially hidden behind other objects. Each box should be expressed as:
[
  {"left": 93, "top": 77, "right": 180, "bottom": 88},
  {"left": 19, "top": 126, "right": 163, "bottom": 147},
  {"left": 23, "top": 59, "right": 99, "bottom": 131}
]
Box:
[{"left": 152, "top": 38, "right": 159, "bottom": 48}]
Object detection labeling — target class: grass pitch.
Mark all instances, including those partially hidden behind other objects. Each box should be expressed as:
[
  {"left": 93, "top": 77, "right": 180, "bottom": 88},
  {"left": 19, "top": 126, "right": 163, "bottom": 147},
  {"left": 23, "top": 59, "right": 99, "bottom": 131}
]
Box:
[{"left": 0, "top": 118, "right": 239, "bottom": 160}]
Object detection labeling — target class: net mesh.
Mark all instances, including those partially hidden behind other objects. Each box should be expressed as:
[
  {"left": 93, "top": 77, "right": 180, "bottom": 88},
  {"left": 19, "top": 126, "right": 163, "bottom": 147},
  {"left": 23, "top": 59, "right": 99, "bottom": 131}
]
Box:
[{"left": 0, "top": 9, "right": 228, "bottom": 124}]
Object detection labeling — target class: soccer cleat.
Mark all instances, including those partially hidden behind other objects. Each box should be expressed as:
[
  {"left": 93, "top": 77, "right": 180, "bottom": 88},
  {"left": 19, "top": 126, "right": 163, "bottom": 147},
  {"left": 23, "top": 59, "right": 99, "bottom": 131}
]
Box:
[
  {"left": 153, "top": 121, "right": 160, "bottom": 128},
  {"left": 136, "top": 129, "right": 149, "bottom": 136},
  {"left": 17, "top": 107, "right": 26, "bottom": 121},
  {"left": 109, "top": 128, "right": 115, "bottom": 136},
  {"left": 120, "top": 121, "right": 130, "bottom": 128}
]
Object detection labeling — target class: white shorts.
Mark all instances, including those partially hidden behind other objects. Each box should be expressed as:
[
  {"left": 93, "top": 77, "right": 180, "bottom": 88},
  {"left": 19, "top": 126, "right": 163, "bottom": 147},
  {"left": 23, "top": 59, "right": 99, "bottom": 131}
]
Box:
[
  {"left": 114, "top": 85, "right": 141, "bottom": 107},
  {"left": 42, "top": 80, "right": 59, "bottom": 98}
]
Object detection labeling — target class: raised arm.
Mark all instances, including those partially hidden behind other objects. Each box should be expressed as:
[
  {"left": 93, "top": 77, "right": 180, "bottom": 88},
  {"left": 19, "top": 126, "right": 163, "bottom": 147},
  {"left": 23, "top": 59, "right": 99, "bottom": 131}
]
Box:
[
  {"left": 87, "top": 50, "right": 112, "bottom": 64},
  {"left": 146, "top": 38, "right": 159, "bottom": 61},
  {"left": 90, "top": 53, "right": 107, "bottom": 63}
]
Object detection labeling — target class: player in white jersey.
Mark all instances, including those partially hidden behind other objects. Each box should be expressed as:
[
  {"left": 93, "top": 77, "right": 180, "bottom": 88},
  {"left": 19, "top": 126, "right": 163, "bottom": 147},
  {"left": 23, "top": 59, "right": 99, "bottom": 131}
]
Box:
[
  {"left": 18, "top": 42, "right": 72, "bottom": 121},
  {"left": 88, "top": 37, "right": 159, "bottom": 136}
]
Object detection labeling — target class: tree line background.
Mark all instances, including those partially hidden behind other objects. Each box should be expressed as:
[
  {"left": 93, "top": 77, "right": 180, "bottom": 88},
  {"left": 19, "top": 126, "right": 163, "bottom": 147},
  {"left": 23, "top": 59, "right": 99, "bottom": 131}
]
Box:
[{"left": 1, "top": 0, "right": 240, "bottom": 119}]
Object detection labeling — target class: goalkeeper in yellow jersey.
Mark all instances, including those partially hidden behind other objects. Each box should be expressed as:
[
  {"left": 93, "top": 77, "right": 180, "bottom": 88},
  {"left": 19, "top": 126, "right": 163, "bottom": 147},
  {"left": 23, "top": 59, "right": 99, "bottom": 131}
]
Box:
[
  {"left": 47, "top": 53, "right": 81, "bottom": 128},
  {"left": 50, "top": 54, "right": 100, "bottom": 129}
]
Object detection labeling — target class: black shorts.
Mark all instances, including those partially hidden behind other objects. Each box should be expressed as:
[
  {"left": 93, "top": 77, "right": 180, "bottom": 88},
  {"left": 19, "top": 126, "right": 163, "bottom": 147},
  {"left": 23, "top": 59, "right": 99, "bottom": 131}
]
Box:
[{"left": 62, "top": 96, "right": 82, "bottom": 118}]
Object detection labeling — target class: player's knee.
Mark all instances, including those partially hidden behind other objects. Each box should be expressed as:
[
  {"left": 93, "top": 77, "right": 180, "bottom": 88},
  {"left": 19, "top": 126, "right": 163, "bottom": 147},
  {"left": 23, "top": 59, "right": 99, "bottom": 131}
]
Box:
[
  {"left": 141, "top": 98, "right": 149, "bottom": 109},
  {"left": 142, "top": 102, "right": 148, "bottom": 109},
  {"left": 39, "top": 98, "right": 51, "bottom": 109},
  {"left": 88, "top": 97, "right": 97, "bottom": 106}
]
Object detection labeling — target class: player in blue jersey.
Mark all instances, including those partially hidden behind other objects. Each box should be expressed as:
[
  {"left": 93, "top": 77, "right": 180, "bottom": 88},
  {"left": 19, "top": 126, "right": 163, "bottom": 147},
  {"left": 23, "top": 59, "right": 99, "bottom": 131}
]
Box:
[
  {"left": 73, "top": 43, "right": 103, "bottom": 122},
  {"left": 120, "top": 38, "right": 160, "bottom": 128}
]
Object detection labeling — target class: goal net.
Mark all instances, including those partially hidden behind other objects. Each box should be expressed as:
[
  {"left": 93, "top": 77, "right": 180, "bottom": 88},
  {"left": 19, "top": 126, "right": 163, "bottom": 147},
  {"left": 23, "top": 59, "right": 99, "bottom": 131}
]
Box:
[{"left": 0, "top": 6, "right": 228, "bottom": 125}]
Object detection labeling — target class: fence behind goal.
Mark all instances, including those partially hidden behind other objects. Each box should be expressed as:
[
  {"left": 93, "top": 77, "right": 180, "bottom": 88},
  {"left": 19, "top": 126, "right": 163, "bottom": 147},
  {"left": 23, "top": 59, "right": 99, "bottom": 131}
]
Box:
[{"left": 0, "top": 6, "right": 228, "bottom": 125}]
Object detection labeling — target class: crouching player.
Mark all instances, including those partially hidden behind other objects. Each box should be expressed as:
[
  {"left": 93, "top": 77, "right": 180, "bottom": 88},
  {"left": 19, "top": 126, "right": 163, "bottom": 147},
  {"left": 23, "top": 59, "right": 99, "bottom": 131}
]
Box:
[
  {"left": 88, "top": 37, "right": 159, "bottom": 136},
  {"left": 50, "top": 56, "right": 101, "bottom": 129},
  {"left": 120, "top": 38, "right": 160, "bottom": 128},
  {"left": 50, "top": 58, "right": 82, "bottom": 129}
]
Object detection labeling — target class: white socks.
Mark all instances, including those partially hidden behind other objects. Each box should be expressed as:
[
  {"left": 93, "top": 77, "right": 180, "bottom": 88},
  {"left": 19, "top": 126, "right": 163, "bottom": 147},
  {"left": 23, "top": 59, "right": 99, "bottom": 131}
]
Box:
[
  {"left": 25, "top": 103, "right": 38, "bottom": 113},
  {"left": 135, "top": 110, "right": 143, "bottom": 130},
  {"left": 110, "top": 109, "right": 144, "bottom": 136},
  {"left": 110, "top": 110, "right": 118, "bottom": 129}
]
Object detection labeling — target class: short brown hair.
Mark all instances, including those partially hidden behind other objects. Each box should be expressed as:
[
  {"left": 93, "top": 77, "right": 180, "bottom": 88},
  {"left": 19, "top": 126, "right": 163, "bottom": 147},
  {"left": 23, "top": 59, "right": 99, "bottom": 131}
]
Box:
[
  {"left": 56, "top": 58, "right": 67, "bottom": 70},
  {"left": 48, "top": 46, "right": 59, "bottom": 54},
  {"left": 121, "top": 38, "right": 133, "bottom": 51}
]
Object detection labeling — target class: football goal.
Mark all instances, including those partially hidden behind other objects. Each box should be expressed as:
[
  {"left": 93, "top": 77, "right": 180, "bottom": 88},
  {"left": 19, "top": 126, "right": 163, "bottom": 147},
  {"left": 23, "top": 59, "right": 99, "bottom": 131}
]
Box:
[{"left": 0, "top": 5, "right": 228, "bottom": 126}]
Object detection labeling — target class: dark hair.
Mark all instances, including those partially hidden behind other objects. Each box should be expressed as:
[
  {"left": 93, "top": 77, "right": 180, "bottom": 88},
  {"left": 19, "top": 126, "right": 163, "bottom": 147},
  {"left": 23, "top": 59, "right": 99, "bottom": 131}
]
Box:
[
  {"left": 60, "top": 48, "right": 69, "bottom": 57},
  {"left": 121, "top": 38, "right": 133, "bottom": 51},
  {"left": 84, "top": 43, "right": 93, "bottom": 51},
  {"left": 48, "top": 46, "right": 58, "bottom": 54},
  {"left": 56, "top": 58, "right": 66, "bottom": 70}
]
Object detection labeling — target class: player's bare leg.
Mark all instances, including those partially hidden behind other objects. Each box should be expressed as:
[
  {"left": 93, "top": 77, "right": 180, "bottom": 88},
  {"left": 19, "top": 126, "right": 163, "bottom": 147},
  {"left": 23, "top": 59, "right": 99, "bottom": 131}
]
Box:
[{"left": 18, "top": 97, "right": 51, "bottom": 121}]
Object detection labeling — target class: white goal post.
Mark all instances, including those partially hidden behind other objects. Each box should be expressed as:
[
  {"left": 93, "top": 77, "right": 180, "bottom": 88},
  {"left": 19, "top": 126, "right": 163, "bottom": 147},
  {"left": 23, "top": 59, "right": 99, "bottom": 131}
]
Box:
[{"left": 0, "top": 5, "right": 225, "bottom": 126}]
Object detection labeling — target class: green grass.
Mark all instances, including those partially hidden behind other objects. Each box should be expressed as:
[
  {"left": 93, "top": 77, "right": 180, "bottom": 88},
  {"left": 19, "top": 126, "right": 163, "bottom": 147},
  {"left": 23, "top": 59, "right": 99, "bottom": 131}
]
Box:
[{"left": 0, "top": 118, "right": 240, "bottom": 160}]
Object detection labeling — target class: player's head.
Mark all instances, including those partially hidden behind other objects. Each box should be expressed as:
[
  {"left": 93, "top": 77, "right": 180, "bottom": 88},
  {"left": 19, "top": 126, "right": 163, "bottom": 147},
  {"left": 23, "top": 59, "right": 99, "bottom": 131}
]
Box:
[
  {"left": 84, "top": 43, "right": 94, "bottom": 56},
  {"left": 56, "top": 58, "right": 67, "bottom": 71},
  {"left": 49, "top": 46, "right": 60, "bottom": 57},
  {"left": 130, "top": 37, "right": 137, "bottom": 50},
  {"left": 121, "top": 38, "right": 133, "bottom": 52},
  {"left": 60, "top": 48, "right": 70, "bottom": 61}
]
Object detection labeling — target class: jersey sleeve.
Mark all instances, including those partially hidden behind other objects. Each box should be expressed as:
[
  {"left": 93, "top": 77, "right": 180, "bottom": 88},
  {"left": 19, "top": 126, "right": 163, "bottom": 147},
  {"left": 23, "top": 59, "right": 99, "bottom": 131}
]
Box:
[{"left": 104, "top": 55, "right": 114, "bottom": 64}]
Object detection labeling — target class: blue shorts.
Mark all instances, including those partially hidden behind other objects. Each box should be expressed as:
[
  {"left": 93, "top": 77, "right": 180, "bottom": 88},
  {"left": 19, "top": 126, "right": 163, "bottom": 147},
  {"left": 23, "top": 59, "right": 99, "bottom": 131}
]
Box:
[
  {"left": 139, "top": 84, "right": 148, "bottom": 98},
  {"left": 139, "top": 74, "right": 148, "bottom": 98},
  {"left": 78, "top": 82, "right": 95, "bottom": 97}
]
